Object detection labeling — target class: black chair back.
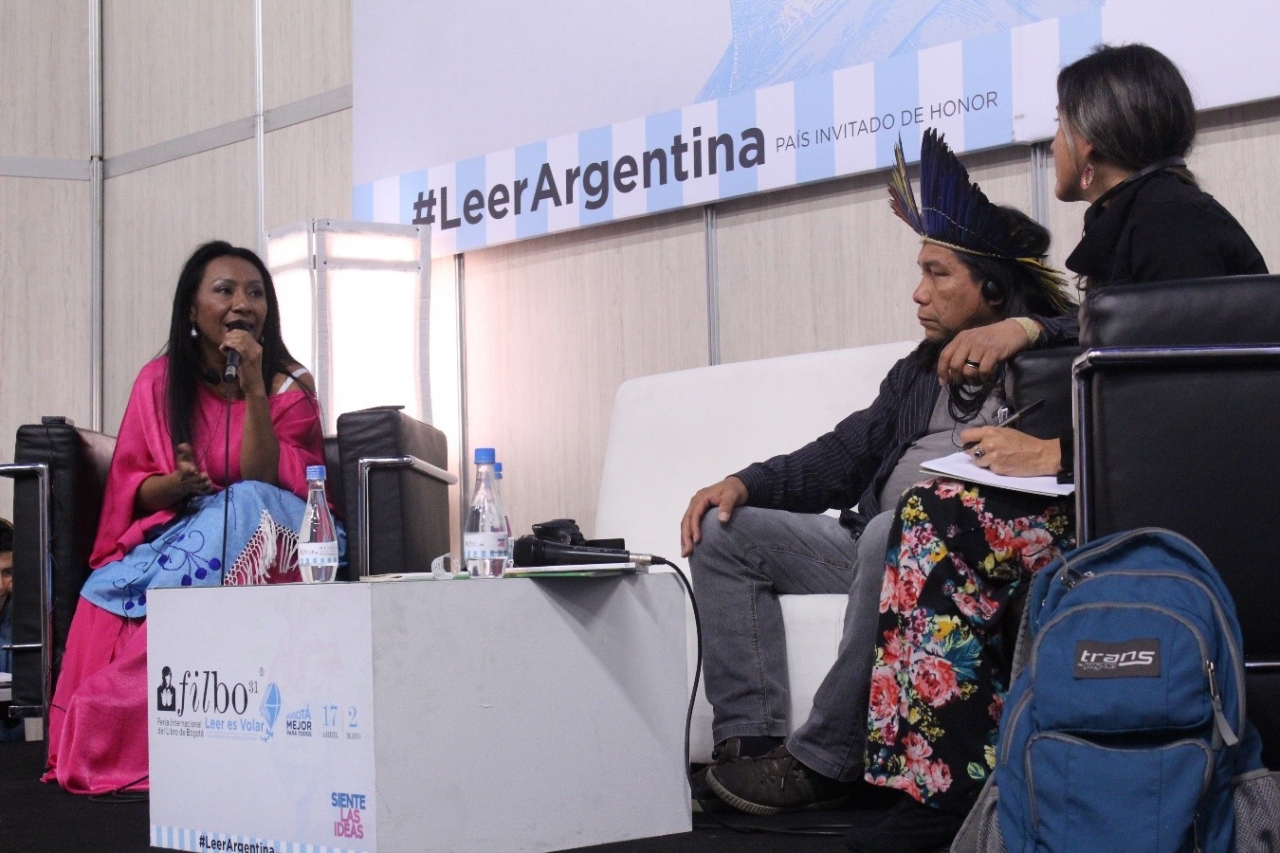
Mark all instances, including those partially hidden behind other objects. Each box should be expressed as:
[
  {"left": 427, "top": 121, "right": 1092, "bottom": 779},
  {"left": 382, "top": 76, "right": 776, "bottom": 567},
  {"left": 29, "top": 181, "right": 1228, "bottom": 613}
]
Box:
[{"left": 1075, "top": 274, "right": 1280, "bottom": 768}]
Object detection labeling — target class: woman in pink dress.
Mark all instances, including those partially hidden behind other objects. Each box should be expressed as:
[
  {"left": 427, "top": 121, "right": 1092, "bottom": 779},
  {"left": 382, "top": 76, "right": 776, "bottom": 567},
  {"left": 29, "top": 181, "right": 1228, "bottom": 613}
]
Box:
[{"left": 44, "top": 241, "right": 340, "bottom": 794}]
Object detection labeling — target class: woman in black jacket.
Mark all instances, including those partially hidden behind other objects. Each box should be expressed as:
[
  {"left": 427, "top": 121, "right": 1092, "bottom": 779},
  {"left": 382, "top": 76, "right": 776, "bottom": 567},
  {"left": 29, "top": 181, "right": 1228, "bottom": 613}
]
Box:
[
  {"left": 950, "top": 42, "right": 1266, "bottom": 481},
  {"left": 849, "top": 45, "right": 1267, "bottom": 853}
]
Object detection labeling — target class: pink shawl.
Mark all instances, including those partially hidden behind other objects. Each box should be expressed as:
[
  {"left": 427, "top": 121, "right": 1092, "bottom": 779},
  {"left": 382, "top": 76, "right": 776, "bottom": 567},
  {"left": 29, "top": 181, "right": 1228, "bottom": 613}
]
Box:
[{"left": 89, "top": 357, "right": 326, "bottom": 568}]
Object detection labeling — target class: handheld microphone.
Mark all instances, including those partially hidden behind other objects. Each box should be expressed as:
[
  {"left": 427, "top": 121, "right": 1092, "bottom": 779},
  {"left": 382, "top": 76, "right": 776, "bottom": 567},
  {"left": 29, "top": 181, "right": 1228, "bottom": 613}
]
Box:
[
  {"left": 512, "top": 535, "right": 653, "bottom": 568},
  {"left": 222, "top": 320, "right": 253, "bottom": 384}
]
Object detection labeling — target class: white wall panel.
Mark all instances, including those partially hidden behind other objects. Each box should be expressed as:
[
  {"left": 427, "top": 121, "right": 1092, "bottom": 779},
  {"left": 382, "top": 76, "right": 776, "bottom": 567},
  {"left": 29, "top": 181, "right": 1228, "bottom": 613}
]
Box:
[
  {"left": 264, "top": 110, "right": 353, "bottom": 231},
  {"left": 262, "top": 0, "right": 352, "bottom": 110},
  {"left": 103, "top": 0, "right": 255, "bottom": 157},
  {"left": 0, "top": 0, "right": 90, "bottom": 159},
  {"left": 462, "top": 209, "right": 707, "bottom": 540},
  {"left": 0, "top": 178, "right": 92, "bottom": 520},
  {"left": 102, "top": 142, "right": 259, "bottom": 432}
]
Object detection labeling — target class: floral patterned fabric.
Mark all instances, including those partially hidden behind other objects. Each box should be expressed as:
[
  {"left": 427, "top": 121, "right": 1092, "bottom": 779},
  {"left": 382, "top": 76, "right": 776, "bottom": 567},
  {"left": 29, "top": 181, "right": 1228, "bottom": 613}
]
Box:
[{"left": 864, "top": 479, "right": 1074, "bottom": 813}]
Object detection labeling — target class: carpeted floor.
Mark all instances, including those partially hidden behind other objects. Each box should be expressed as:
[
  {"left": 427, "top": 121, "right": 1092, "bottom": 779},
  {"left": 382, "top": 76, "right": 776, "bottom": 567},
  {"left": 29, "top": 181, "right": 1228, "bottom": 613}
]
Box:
[{"left": 0, "top": 741, "right": 903, "bottom": 852}]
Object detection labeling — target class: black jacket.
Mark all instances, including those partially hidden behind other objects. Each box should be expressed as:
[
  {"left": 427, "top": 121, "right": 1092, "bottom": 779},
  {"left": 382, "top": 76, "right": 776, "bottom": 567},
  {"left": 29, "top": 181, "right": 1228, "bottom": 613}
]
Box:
[
  {"left": 1065, "top": 169, "right": 1267, "bottom": 285},
  {"left": 1055, "top": 169, "right": 1267, "bottom": 477}
]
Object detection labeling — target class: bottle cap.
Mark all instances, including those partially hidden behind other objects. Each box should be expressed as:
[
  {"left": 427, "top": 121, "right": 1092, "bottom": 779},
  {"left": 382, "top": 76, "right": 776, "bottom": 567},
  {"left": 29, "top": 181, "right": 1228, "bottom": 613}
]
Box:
[
  {"left": 306, "top": 464, "right": 326, "bottom": 481},
  {"left": 474, "top": 447, "right": 496, "bottom": 465}
]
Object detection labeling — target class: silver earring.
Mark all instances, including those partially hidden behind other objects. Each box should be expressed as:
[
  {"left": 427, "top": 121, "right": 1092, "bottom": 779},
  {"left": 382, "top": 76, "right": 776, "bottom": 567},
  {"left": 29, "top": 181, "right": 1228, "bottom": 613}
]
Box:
[{"left": 189, "top": 325, "right": 198, "bottom": 339}]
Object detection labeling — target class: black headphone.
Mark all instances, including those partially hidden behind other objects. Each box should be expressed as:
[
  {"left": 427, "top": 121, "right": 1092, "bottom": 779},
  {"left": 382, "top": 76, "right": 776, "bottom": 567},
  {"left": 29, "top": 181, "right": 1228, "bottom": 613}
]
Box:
[{"left": 981, "top": 279, "right": 1004, "bottom": 305}]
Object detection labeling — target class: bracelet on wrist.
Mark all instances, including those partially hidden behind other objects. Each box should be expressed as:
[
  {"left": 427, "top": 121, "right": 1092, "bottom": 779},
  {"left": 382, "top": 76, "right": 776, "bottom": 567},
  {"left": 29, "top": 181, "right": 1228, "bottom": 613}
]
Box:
[{"left": 1011, "top": 316, "right": 1042, "bottom": 344}]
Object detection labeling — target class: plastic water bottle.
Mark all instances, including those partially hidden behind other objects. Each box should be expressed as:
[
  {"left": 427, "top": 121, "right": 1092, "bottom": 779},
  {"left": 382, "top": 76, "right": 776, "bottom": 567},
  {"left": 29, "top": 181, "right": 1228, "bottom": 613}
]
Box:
[
  {"left": 494, "top": 461, "right": 513, "bottom": 565},
  {"left": 464, "top": 448, "right": 508, "bottom": 578},
  {"left": 298, "top": 465, "right": 340, "bottom": 583}
]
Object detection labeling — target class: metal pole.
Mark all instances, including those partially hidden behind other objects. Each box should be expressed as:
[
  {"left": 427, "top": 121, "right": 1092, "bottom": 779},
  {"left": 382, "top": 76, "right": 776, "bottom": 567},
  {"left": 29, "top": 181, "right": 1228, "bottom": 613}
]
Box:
[
  {"left": 253, "top": 0, "right": 266, "bottom": 254},
  {"left": 1029, "top": 142, "right": 1051, "bottom": 229},
  {"left": 0, "top": 464, "right": 52, "bottom": 740},
  {"left": 704, "top": 205, "right": 720, "bottom": 366},
  {"left": 88, "top": 0, "right": 104, "bottom": 431},
  {"left": 454, "top": 254, "right": 469, "bottom": 552}
]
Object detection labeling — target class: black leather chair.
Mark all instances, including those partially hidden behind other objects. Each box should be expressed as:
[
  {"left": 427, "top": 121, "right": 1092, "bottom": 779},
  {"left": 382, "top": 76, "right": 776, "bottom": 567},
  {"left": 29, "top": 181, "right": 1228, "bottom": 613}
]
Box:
[
  {"left": 1073, "top": 274, "right": 1280, "bottom": 768},
  {"left": 0, "top": 406, "right": 452, "bottom": 738},
  {"left": 1003, "top": 345, "right": 1079, "bottom": 441}
]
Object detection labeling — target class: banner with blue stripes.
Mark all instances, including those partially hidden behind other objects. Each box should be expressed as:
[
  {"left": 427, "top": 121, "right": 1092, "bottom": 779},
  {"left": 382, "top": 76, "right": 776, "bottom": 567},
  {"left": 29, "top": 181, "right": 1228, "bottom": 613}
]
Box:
[{"left": 353, "top": 1, "right": 1280, "bottom": 256}]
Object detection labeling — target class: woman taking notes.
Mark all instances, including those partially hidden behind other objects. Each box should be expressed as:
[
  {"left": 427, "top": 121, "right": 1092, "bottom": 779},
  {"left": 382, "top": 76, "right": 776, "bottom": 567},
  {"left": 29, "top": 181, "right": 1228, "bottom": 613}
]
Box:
[{"left": 852, "top": 44, "right": 1267, "bottom": 853}]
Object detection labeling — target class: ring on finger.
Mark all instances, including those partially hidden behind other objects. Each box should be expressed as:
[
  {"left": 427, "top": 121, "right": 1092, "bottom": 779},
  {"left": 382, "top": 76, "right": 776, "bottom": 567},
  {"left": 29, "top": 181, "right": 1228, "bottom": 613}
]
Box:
[
  {"left": 973, "top": 447, "right": 985, "bottom": 459},
  {"left": 964, "top": 359, "right": 981, "bottom": 369}
]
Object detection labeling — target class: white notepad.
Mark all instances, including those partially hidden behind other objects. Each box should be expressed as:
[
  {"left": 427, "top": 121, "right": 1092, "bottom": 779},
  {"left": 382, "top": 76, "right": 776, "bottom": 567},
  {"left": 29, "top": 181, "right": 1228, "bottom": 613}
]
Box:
[{"left": 921, "top": 451, "right": 1075, "bottom": 497}]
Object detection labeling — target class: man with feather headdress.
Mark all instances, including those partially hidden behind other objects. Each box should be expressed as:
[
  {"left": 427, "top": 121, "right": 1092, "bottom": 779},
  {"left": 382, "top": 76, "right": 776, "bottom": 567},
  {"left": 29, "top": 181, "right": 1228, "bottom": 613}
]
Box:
[{"left": 678, "top": 130, "right": 1076, "bottom": 832}]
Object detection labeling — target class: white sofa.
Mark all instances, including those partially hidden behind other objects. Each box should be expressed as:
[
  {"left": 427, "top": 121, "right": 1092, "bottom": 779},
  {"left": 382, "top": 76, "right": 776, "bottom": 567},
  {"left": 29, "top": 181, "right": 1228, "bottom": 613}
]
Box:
[{"left": 594, "top": 340, "right": 919, "bottom": 763}]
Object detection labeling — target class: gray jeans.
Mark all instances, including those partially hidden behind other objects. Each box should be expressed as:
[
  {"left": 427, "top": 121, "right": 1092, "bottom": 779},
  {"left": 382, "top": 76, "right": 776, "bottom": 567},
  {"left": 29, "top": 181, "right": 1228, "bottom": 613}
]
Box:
[{"left": 689, "top": 505, "right": 894, "bottom": 782}]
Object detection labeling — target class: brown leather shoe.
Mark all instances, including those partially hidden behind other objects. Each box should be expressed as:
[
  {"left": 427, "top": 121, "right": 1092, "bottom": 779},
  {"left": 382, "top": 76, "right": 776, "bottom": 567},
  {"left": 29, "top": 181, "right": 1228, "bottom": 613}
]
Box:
[{"left": 705, "top": 745, "right": 856, "bottom": 815}]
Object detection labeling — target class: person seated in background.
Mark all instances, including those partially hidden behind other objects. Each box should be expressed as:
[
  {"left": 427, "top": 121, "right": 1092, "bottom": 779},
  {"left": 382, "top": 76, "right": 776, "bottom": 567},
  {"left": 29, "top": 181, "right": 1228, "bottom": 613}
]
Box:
[
  {"left": 44, "top": 240, "right": 342, "bottom": 795},
  {"left": 0, "top": 517, "right": 22, "bottom": 742},
  {"left": 679, "top": 129, "right": 1076, "bottom": 820},
  {"left": 851, "top": 44, "right": 1268, "bottom": 853}
]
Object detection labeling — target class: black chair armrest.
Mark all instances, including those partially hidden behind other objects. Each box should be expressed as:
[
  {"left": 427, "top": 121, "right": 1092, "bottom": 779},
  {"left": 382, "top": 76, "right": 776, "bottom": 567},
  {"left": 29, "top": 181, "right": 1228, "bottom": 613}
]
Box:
[
  {"left": 5, "top": 422, "right": 115, "bottom": 720},
  {"left": 335, "top": 407, "right": 452, "bottom": 578},
  {"left": 323, "top": 435, "right": 343, "bottom": 508},
  {"left": 1002, "top": 346, "right": 1079, "bottom": 441}
]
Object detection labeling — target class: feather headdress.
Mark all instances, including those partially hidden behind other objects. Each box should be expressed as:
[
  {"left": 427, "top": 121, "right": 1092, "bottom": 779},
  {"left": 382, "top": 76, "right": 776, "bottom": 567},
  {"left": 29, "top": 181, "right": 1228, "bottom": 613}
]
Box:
[{"left": 889, "top": 128, "right": 1072, "bottom": 314}]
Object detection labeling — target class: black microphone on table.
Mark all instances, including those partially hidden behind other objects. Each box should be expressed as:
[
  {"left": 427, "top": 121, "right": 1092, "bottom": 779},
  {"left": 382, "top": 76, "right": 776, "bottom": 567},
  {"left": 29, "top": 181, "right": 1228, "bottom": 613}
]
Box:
[
  {"left": 512, "top": 535, "right": 654, "bottom": 568},
  {"left": 222, "top": 320, "right": 253, "bottom": 384}
]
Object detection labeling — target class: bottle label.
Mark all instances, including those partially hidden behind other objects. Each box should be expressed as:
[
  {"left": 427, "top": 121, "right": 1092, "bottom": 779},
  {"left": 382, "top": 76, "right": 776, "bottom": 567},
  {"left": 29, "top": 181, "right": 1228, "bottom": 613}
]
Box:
[
  {"left": 463, "top": 532, "right": 508, "bottom": 559},
  {"left": 298, "top": 541, "right": 340, "bottom": 565}
]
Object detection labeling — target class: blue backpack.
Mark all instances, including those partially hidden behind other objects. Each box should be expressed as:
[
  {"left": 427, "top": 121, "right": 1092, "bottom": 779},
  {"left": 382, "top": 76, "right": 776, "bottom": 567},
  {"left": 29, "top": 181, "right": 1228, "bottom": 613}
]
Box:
[{"left": 993, "top": 528, "right": 1274, "bottom": 853}]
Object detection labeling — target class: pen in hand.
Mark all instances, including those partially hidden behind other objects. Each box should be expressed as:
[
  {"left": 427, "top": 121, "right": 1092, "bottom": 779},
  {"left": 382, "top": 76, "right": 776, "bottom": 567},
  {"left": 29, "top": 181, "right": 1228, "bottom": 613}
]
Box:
[{"left": 962, "top": 398, "right": 1044, "bottom": 450}]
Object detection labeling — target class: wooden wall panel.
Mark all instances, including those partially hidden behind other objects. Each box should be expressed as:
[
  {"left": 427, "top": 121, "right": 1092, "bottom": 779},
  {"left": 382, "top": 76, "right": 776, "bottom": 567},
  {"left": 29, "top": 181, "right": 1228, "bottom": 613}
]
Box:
[
  {"left": 103, "top": 0, "right": 255, "bottom": 157},
  {"left": 0, "top": 178, "right": 92, "bottom": 520},
  {"left": 716, "top": 146, "right": 1036, "bottom": 364},
  {"left": 0, "top": 0, "right": 90, "bottom": 159},
  {"left": 102, "top": 141, "right": 259, "bottom": 432},
  {"left": 462, "top": 209, "right": 707, "bottom": 540},
  {"left": 263, "top": 110, "right": 353, "bottom": 231},
  {"left": 1190, "top": 100, "right": 1280, "bottom": 271},
  {"left": 262, "top": 0, "right": 352, "bottom": 110}
]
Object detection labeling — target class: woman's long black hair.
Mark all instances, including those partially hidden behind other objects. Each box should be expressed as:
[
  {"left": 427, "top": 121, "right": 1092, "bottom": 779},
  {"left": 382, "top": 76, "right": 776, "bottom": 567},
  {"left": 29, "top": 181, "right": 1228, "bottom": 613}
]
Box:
[{"left": 164, "top": 241, "right": 300, "bottom": 449}]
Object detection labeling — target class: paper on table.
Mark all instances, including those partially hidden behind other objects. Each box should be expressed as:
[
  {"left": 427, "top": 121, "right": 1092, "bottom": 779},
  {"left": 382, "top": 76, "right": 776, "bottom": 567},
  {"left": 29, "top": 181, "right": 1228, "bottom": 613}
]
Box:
[{"left": 920, "top": 451, "right": 1075, "bottom": 497}]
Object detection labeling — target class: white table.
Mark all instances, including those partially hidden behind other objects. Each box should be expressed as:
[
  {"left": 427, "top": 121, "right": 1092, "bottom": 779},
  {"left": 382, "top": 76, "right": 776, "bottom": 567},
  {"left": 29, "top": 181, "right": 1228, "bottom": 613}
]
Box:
[{"left": 148, "top": 573, "right": 691, "bottom": 853}]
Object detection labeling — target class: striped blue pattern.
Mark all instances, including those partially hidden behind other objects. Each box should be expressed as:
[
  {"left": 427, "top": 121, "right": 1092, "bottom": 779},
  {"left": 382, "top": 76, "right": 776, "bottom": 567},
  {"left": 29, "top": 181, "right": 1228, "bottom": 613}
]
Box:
[
  {"left": 453, "top": 155, "right": 487, "bottom": 252},
  {"left": 874, "top": 53, "right": 919, "bottom": 168},
  {"left": 398, "top": 169, "right": 428, "bottom": 227},
  {"left": 1058, "top": 7, "right": 1103, "bottom": 67},
  {"left": 578, "top": 124, "right": 614, "bottom": 226},
  {"left": 716, "top": 89, "right": 758, "bottom": 200},
  {"left": 351, "top": 184, "right": 373, "bottom": 223},
  {"left": 361, "top": 17, "right": 1097, "bottom": 254},
  {"left": 515, "top": 140, "right": 550, "bottom": 239},
  {"left": 963, "top": 29, "right": 1014, "bottom": 150},
  {"left": 644, "top": 109, "right": 684, "bottom": 213},
  {"left": 794, "top": 73, "right": 835, "bottom": 184}
]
